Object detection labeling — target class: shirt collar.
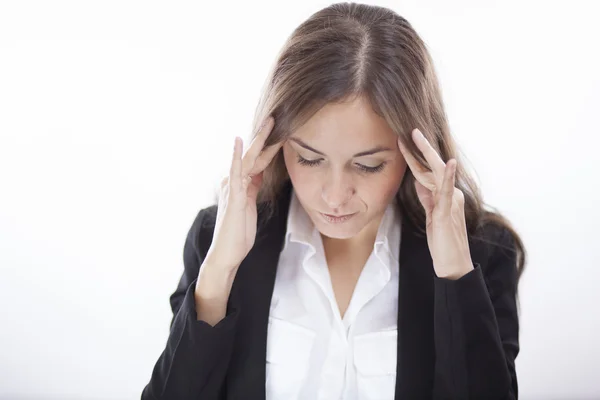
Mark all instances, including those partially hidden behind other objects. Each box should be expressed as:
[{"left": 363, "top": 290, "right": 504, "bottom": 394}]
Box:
[
  {"left": 374, "top": 195, "right": 401, "bottom": 267},
  {"left": 283, "top": 189, "right": 320, "bottom": 253}
]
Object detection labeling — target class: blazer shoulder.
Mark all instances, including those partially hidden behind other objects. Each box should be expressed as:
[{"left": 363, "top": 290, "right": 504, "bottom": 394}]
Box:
[
  {"left": 470, "top": 220, "right": 519, "bottom": 282},
  {"left": 475, "top": 221, "right": 517, "bottom": 259},
  {"left": 186, "top": 204, "right": 218, "bottom": 256}
]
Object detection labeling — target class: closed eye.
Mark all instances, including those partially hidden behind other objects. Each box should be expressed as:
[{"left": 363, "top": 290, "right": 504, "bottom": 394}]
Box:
[{"left": 296, "top": 155, "right": 387, "bottom": 174}]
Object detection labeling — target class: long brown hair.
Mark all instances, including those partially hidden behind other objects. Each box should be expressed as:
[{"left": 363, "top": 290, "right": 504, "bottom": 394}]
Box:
[{"left": 243, "top": 2, "right": 526, "bottom": 282}]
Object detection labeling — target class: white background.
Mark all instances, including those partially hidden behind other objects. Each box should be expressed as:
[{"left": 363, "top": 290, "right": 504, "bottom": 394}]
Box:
[{"left": 1, "top": 0, "right": 598, "bottom": 399}]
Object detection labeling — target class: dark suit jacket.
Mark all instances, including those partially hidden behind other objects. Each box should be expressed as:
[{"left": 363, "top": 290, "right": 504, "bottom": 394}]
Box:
[{"left": 142, "top": 180, "right": 520, "bottom": 400}]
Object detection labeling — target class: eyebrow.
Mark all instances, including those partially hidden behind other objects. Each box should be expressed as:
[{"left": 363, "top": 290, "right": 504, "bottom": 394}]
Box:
[{"left": 289, "top": 137, "right": 392, "bottom": 157}]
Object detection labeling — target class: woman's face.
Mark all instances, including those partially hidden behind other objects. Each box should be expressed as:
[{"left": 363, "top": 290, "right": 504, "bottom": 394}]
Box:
[{"left": 283, "top": 96, "right": 407, "bottom": 241}]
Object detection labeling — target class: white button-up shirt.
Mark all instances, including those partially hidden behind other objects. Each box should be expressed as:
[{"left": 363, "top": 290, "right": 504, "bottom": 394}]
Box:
[{"left": 265, "top": 189, "right": 401, "bottom": 400}]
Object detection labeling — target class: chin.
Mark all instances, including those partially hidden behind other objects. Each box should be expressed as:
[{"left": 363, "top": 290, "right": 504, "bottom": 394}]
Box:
[{"left": 318, "top": 228, "right": 359, "bottom": 240}]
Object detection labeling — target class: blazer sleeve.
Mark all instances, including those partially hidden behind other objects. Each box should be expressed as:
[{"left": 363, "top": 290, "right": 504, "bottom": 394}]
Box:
[
  {"left": 141, "top": 208, "right": 239, "bottom": 400},
  {"left": 432, "top": 225, "right": 520, "bottom": 400}
]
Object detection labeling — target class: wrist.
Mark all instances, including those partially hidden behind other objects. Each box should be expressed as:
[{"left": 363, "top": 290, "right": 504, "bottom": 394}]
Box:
[
  {"left": 435, "top": 261, "right": 474, "bottom": 280},
  {"left": 196, "top": 261, "right": 237, "bottom": 298}
]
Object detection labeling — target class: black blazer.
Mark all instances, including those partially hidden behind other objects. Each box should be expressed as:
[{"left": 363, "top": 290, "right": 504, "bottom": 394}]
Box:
[{"left": 142, "top": 180, "right": 520, "bottom": 400}]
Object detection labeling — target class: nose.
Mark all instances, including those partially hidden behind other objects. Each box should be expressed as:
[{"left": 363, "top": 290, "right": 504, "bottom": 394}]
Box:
[{"left": 321, "top": 170, "right": 355, "bottom": 212}]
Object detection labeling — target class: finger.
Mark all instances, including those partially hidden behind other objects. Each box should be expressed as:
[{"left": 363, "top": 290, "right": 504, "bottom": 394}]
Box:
[
  {"left": 412, "top": 129, "right": 446, "bottom": 181},
  {"left": 438, "top": 159, "right": 457, "bottom": 214},
  {"left": 397, "top": 136, "right": 436, "bottom": 191},
  {"left": 242, "top": 116, "right": 275, "bottom": 175},
  {"left": 229, "top": 136, "right": 243, "bottom": 192},
  {"left": 248, "top": 140, "right": 284, "bottom": 176}
]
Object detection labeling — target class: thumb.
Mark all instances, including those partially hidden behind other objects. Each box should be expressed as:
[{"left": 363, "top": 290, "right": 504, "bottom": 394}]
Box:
[
  {"left": 415, "top": 179, "right": 434, "bottom": 217},
  {"left": 246, "top": 171, "right": 264, "bottom": 203}
]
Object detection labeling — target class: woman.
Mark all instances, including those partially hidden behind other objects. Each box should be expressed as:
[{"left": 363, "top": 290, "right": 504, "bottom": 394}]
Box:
[{"left": 142, "top": 3, "right": 526, "bottom": 399}]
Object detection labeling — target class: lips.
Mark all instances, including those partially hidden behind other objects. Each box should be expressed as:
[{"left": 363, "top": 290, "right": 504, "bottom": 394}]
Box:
[{"left": 319, "top": 211, "right": 358, "bottom": 224}]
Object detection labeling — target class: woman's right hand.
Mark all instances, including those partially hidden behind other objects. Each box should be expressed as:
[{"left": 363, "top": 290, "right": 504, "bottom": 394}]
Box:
[{"left": 202, "top": 116, "right": 282, "bottom": 275}]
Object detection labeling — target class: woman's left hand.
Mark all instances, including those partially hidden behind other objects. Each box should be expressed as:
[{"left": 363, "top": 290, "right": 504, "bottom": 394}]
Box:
[{"left": 397, "top": 128, "right": 474, "bottom": 280}]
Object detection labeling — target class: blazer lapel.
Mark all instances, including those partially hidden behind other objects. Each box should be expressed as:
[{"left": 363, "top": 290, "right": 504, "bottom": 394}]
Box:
[
  {"left": 395, "top": 216, "right": 436, "bottom": 398},
  {"left": 225, "top": 180, "right": 293, "bottom": 399}
]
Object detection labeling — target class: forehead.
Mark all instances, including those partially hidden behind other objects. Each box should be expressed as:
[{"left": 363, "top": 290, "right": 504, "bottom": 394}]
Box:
[{"left": 291, "top": 96, "right": 397, "bottom": 146}]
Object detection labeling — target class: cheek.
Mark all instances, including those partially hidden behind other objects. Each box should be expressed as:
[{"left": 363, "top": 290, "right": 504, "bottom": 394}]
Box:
[
  {"left": 283, "top": 148, "right": 314, "bottom": 189},
  {"left": 361, "top": 161, "right": 407, "bottom": 205}
]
